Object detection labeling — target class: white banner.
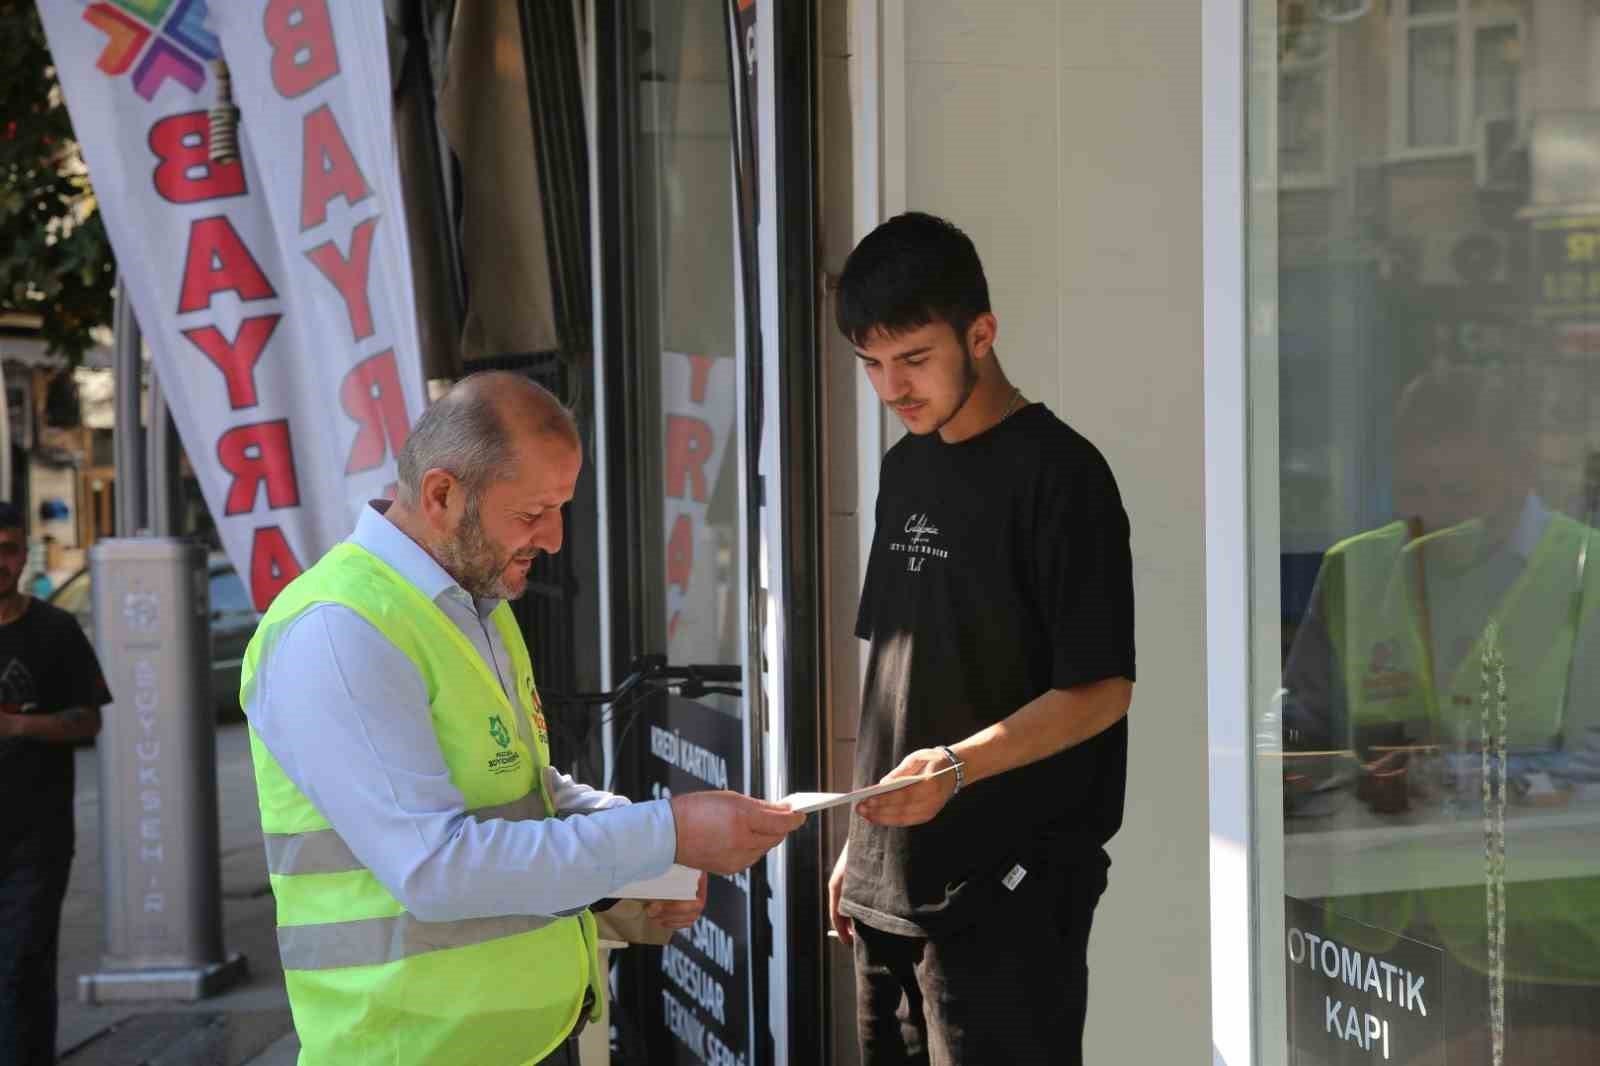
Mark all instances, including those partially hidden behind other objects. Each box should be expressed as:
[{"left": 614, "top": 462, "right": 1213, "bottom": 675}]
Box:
[{"left": 39, "top": 0, "right": 425, "bottom": 610}]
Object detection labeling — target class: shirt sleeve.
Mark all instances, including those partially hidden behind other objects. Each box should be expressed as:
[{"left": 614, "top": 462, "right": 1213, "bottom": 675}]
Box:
[
  {"left": 248, "top": 605, "right": 679, "bottom": 921},
  {"left": 1281, "top": 562, "right": 1347, "bottom": 752},
  {"left": 1036, "top": 448, "right": 1137, "bottom": 691},
  {"left": 52, "top": 609, "right": 111, "bottom": 710},
  {"left": 546, "top": 766, "right": 631, "bottom": 814}
]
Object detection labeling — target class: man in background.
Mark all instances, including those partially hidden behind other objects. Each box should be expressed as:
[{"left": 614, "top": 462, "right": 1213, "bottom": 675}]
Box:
[{"left": 0, "top": 501, "right": 109, "bottom": 1066}]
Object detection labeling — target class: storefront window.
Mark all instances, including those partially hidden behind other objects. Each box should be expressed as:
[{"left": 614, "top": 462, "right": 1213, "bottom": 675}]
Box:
[
  {"left": 632, "top": 0, "right": 744, "bottom": 671},
  {"left": 1251, "top": 2, "right": 1600, "bottom": 1062}
]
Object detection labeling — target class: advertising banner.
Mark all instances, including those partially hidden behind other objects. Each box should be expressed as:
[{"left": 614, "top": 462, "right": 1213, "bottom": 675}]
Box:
[{"left": 39, "top": 0, "right": 425, "bottom": 609}]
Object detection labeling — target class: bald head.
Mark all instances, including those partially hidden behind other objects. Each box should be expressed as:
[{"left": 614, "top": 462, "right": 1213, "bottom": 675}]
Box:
[{"left": 396, "top": 371, "right": 578, "bottom": 503}]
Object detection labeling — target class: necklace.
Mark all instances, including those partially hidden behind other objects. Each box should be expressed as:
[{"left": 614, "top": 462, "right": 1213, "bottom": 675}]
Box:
[{"left": 1001, "top": 387, "right": 1024, "bottom": 420}]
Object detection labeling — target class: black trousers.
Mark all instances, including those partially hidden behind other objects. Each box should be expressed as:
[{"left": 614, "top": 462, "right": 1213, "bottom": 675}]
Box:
[
  {"left": 853, "top": 855, "right": 1108, "bottom": 1066},
  {"left": 0, "top": 845, "right": 72, "bottom": 1066}
]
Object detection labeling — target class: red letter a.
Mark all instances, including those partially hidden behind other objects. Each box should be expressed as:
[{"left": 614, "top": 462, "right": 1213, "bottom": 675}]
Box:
[
  {"left": 179, "top": 217, "right": 276, "bottom": 313},
  {"left": 300, "top": 105, "right": 370, "bottom": 230}
]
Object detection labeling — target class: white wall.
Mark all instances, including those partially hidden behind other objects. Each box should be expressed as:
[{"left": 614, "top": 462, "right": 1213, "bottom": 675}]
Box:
[{"left": 828, "top": 0, "right": 1212, "bottom": 1060}]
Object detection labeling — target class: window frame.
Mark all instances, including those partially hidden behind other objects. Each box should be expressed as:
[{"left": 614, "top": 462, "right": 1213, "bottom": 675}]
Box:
[{"left": 1388, "top": 0, "right": 1523, "bottom": 160}]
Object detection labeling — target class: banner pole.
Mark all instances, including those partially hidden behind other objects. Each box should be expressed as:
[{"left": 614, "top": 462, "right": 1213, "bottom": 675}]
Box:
[
  {"left": 112, "top": 277, "right": 147, "bottom": 537},
  {"left": 144, "top": 365, "right": 176, "bottom": 537}
]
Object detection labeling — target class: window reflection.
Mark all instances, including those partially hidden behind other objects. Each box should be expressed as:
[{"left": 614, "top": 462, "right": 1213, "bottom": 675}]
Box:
[
  {"left": 632, "top": 0, "right": 743, "bottom": 673},
  {"left": 1261, "top": 2, "right": 1600, "bottom": 1062}
]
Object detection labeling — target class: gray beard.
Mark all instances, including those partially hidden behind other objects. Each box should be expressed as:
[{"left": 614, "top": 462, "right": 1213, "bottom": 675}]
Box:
[{"left": 437, "top": 493, "right": 529, "bottom": 601}]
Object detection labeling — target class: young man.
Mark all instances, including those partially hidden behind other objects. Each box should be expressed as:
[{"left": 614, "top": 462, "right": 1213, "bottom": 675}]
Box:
[
  {"left": 0, "top": 503, "right": 109, "bottom": 1066},
  {"left": 827, "top": 213, "right": 1136, "bottom": 1065}
]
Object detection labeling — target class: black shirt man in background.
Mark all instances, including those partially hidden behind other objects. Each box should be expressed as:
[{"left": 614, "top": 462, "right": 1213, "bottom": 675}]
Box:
[
  {"left": 827, "top": 213, "right": 1136, "bottom": 1065},
  {"left": 0, "top": 502, "right": 109, "bottom": 1066}
]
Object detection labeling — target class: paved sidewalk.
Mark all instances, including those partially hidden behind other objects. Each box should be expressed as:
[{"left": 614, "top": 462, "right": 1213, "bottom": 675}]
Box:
[{"left": 54, "top": 722, "right": 296, "bottom": 1065}]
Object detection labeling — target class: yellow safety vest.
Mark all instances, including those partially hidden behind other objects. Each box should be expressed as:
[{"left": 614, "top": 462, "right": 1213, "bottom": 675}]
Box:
[
  {"left": 240, "top": 543, "right": 603, "bottom": 1065},
  {"left": 1322, "top": 513, "right": 1600, "bottom": 984}
]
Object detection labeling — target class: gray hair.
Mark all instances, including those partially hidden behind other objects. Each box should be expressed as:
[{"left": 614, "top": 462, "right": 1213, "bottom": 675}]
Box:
[{"left": 396, "top": 373, "right": 578, "bottom": 501}]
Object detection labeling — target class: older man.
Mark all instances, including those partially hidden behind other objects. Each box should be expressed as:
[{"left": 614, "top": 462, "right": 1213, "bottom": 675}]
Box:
[{"left": 242, "top": 372, "right": 801, "bottom": 1066}]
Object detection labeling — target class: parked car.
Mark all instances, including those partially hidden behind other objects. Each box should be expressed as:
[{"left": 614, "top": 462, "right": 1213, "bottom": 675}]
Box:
[{"left": 48, "top": 552, "right": 260, "bottom": 717}]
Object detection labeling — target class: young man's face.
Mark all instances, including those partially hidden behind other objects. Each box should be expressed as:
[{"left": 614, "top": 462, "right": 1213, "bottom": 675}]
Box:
[{"left": 853, "top": 318, "right": 989, "bottom": 436}]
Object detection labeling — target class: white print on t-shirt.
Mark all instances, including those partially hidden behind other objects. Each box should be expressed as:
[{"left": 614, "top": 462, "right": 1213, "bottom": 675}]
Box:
[
  {"left": 889, "top": 512, "right": 950, "bottom": 573},
  {"left": 0, "top": 658, "right": 36, "bottom": 708}
]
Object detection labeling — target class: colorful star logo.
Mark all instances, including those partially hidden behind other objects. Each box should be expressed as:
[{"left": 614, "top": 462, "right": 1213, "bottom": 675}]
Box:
[{"left": 83, "top": 0, "right": 218, "bottom": 100}]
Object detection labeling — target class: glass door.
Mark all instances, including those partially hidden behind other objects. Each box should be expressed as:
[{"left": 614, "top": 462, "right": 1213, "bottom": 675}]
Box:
[
  {"left": 595, "top": 1, "right": 769, "bottom": 1062},
  {"left": 1246, "top": 2, "right": 1600, "bottom": 1063}
]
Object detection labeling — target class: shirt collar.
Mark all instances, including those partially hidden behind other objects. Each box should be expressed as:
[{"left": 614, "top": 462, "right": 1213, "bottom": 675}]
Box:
[{"left": 350, "top": 501, "right": 502, "bottom": 620}]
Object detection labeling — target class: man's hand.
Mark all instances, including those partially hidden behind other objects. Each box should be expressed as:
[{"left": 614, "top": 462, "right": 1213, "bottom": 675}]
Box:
[
  {"left": 855, "top": 749, "right": 958, "bottom": 827},
  {"left": 646, "top": 872, "right": 709, "bottom": 931},
  {"left": 671, "top": 791, "right": 805, "bottom": 875},
  {"left": 827, "top": 844, "right": 854, "bottom": 945}
]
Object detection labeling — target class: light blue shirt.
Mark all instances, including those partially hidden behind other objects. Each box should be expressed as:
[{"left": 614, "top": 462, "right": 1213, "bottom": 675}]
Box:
[{"left": 246, "top": 502, "right": 677, "bottom": 921}]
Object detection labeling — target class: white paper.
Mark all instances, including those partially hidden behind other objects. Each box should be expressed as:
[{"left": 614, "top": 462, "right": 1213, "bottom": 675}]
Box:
[
  {"left": 613, "top": 863, "right": 700, "bottom": 901},
  {"left": 781, "top": 764, "right": 958, "bottom": 815}
]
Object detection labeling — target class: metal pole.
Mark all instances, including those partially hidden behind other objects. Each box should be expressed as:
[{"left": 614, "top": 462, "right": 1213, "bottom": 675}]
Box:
[
  {"left": 0, "top": 360, "right": 11, "bottom": 505},
  {"left": 80, "top": 538, "right": 246, "bottom": 1003},
  {"left": 145, "top": 364, "right": 177, "bottom": 537},
  {"left": 112, "top": 277, "right": 147, "bottom": 537}
]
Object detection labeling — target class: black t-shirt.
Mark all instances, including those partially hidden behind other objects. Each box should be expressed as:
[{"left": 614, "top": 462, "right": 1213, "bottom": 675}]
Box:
[
  {"left": 841, "top": 403, "right": 1135, "bottom": 936},
  {"left": 0, "top": 598, "right": 110, "bottom": 857}
]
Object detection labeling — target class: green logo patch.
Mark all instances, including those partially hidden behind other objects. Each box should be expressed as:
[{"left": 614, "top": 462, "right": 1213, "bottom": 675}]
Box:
[{"left": 488, "top": 714, "right": 511, "bottom": 750}]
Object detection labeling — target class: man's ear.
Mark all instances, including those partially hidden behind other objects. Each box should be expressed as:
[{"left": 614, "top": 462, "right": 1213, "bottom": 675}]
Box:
[
  {"left": 417, "top": 468, "right": 461, "bottom": 532},
  {"left": 967, "top": 312, "right": 999, "bottom": 361}
]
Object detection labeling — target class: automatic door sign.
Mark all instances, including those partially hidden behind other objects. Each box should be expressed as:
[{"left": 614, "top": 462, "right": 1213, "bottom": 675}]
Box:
[{"left": 1285, "top": 897, "right": 1444, "bottom": 1065}]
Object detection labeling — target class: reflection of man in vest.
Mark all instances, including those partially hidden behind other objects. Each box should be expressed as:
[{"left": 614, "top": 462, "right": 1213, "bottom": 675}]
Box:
[
  {"left": 1283, "top": 364, "right": 1600, "bottom": 997},
  {"left": 1285, "top": 365, "right": 1600, "bottom": 771}
]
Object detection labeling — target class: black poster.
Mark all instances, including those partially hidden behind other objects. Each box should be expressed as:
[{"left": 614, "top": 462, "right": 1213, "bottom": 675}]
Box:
[
  {"left": 1284, "top": 896, "right": 1445, "bottom": 1066},
  {"left": 617, "top": 693, "right": 752, "bottom": 1066}
]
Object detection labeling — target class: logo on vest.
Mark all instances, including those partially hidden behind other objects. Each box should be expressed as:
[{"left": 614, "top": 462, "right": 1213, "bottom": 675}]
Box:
[
  {"left": 525, "top": 675, "right": 550, "bottom": 744},
  {"left": 1361, "top": 640, "right": 1414, "bottom": 702},
  {"left": 487, "top": 715, "right": 522, "bottom": 775}
]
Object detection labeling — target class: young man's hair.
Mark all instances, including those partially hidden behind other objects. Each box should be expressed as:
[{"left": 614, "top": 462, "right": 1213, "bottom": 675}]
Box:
[
  {"left": 834, "top": 212, "right": 992, "bottom": 348},
  {"left": 0, "top": 502, "right": 23, "bottom": 534}
]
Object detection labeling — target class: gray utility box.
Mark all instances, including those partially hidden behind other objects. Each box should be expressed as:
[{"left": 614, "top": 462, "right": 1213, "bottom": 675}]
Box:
[{"left": 78, "top": 537, "right": 247, "bottom": 1003}]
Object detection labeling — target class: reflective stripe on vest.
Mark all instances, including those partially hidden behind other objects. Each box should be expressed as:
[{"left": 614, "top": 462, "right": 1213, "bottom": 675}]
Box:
[
  {"left": 263, "top": 792, "right": 559, "bottom": 969},
  {"left": 263, "top": 794, "right": 547, "bottom": 876},
  {"left": 278, "top": 911, "right": 558, "bottom": 971}
]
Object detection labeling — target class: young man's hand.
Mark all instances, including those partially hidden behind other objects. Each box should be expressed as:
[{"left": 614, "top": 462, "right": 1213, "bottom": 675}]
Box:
[
  {"left": 827, "top": 844, "right": 855, "bottom": 944},
  {"left": 855, "top": 749, "right": 958, "bottom": 827},
  {"left": 645, "top": 871, "right": 709, "bottom": 930}
]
